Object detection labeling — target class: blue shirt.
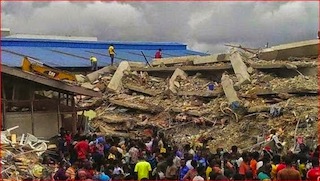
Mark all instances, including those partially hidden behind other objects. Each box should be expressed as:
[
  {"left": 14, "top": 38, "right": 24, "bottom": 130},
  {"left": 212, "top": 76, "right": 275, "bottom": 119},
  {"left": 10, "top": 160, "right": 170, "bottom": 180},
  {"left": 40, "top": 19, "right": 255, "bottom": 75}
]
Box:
[{"left": 180, "top": 165, "right": 189, "bottom": 181}]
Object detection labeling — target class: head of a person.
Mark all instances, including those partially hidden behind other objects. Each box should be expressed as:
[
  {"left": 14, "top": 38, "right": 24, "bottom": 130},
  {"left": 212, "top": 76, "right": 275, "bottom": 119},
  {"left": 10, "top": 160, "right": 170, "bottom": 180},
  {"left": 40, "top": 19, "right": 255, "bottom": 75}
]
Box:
[
  {"left": 184, "top": 144, "right": 191, "bottom": 151},
  {"left": 251, "top": 151, "right": 260, "bottom": 160},
  {"left": 270, "top": 129, "right": 277, "bottom": 135},
  {"left": 180, "top": 158, "right": 186, "bottom": 166},
  {"left": 110, "top": 44, "right": 114, "bottom": 47},
  {"left": 272, "top": 154, "right": 281, "bottom": 164},
  {"left": 299, "top": 155, "right": 308, "bottom": 164},
  {"left": 284, "top": 155, "right": 293, "bottom": 166},
  {"left": 242, "top": 152, "right": 250, "bottom": 162},
  {"left": 311, "top": 157, "right": 319, "bottom": 167},
  {"left": 231, "top": 145, "right": 238, "bottom": 153},
  {"left": 191, "top": 160, "right": 198, "bottom": 169},
  {"left": 216, "top": 148, "right": 223, "bottom": 155},
  {"left": 80, "top": 135, "right": 87, "bottom": 141},
  {"left": 159, "top": 49, "right": 162, "bottom": 52},
  {"left": 245, "top": 171, "right": 253, "bottom": 180},
  {"left": 167, "top": 157, "right": 174, "bottom": 166},
  {"left": 78, "top": 169, "right": 87, "bottom": 180}
]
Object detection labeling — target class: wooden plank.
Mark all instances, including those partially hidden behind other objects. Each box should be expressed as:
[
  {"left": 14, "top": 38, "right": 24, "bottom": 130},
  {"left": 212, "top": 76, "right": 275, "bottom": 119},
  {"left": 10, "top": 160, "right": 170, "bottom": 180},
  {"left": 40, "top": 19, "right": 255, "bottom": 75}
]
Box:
[
  {"left": 98, "top": 114, "right": 138, "bottom": 124},
  {"left": 109, "top": 98, "right": 163, "bottom": 113},
  {"left": 230, "top": 51, "right": 251, "bottom": 84},
  {"left": 256, "top": 89, "right": 318, "bottom": 96},
  {"left": 124, "top": 83, "right": 161, "bottom": 96},
  {"left": 99, "top": 125, "right": 132, "bottom": 138},
  {"left": 170, "top": 107, "right": 211, "bottom": 117},
  {"left": 177, "top": 90, "right": 223, "bottom": 97},
  {"left": 221, "top": 74, "right": 240, "bottom": 104},
  {"left": 247, "top": 105, "right": 270, "bottom": 113},
  {"left": 151, "top": 55, "right": 200, "bottom": 66},
  {"left": 107, "top": 61, "right": 130, "bottom": 92}
]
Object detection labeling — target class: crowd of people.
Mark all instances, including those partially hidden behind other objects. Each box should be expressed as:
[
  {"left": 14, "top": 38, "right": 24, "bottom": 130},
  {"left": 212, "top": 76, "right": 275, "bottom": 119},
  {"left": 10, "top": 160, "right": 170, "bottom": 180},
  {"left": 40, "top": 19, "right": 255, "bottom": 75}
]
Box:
[{"left": 44, "top": 127, "right": 320, "bottom": 181}]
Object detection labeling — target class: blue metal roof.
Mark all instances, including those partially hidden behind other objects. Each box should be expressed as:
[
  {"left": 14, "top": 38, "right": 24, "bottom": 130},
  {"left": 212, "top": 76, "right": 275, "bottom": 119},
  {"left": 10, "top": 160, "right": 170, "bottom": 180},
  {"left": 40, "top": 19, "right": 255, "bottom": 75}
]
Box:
[{"left": 1, "top": 38, "right": 208, "bottom": 68}]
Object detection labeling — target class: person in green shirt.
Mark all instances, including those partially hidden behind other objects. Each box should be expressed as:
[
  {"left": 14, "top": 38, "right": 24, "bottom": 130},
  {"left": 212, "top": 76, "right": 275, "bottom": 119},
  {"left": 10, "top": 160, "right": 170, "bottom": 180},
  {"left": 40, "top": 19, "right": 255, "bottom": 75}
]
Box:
[{"left": 134, "top": 154, "right": 152, "bottom": 181}]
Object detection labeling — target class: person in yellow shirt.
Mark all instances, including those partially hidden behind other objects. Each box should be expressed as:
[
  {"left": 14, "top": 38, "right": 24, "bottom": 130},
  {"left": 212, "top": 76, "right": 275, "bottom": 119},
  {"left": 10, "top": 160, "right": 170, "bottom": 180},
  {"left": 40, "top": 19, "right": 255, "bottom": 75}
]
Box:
[
  {"left": 108, "top": 44, "right": 116, "bottom": 66},
  {"left": 90, "top": 56, "right": 98, "bottom": 71},
  {"left": 134, "top": 154, "right": 152, "bottom": 181}
]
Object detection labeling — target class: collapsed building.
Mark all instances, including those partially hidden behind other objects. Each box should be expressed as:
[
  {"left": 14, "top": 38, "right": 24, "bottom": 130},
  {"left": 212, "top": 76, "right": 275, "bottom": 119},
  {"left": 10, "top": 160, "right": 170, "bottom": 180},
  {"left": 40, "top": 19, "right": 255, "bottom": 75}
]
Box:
[
  {"left": 79, "top": 39, "right": 319, "bottom": 153},
  {"left": 0, "top": 35, "right": 318, "bottom": 180}
]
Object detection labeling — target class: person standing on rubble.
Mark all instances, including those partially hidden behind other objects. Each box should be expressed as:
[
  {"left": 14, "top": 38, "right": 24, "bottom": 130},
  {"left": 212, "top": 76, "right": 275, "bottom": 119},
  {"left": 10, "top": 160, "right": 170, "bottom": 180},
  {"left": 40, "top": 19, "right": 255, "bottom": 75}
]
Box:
[
  {"left": 155, "top": 49, "right": 162, "bottom": 59},
  {"left": 90, "top": 56, "right": 98, "bottom": 71},
  {"left": 108, "top": 44, "right": 116, "bottom": 66}
]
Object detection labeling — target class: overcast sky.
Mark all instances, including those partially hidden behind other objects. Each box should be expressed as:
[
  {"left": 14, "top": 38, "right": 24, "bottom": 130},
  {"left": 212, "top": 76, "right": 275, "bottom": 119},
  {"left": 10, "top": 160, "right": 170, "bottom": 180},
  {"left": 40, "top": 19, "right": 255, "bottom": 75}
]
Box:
[{"left": 2, "top": 1, "right": 318, "bottom": 53}]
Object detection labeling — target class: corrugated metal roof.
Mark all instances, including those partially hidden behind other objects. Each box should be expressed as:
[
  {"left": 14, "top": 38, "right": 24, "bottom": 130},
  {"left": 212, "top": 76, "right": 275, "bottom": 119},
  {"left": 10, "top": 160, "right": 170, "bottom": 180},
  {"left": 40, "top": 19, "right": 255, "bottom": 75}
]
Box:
[{"left": 1, "top": 38, "right": 208, "bottom": 68}]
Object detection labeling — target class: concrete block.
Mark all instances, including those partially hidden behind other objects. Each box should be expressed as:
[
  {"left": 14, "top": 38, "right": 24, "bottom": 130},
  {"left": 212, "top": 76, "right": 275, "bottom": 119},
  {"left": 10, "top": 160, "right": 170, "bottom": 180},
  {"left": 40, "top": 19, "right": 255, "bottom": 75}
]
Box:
[
  {"left": 107, "top": 61, "right": 131, "bottom": 92},
  {"left": 86, "top": 66, "right": 112, "bottom": 83},
  {"left": 193, "top": 53, "right": 229, "bottom": 65},
  {"left": 152, "top": 55, "right": 200, "bottom": 66},
  {"left": 221, "top": 74, "right": 240, "bottom": 104},
  {"left": 81, "top": 82, "right": 95, "bottom": 90},
  {"left": 75, "top": 74, "right": 88, "bottom": 83},
  {"left": 169, "top": 68, "right": 188, "bottom": 93},
  {"left": 229, "top": 50, "right": 251, "bottom": 85}
]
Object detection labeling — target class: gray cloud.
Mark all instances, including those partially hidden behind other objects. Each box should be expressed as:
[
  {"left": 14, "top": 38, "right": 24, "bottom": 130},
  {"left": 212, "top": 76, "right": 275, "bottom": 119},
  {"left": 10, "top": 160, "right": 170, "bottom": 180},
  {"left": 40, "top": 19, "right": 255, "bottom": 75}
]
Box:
[{"left": 1, "top": 1, "right": 318, "bottom": 53}]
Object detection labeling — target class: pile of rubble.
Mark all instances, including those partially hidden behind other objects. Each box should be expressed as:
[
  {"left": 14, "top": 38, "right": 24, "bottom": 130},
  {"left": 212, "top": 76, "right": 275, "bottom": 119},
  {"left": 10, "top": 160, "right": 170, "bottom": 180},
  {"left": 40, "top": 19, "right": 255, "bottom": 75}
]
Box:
[
  {"left": 77, "top": 42, "right": 319, "bottom": 153},
  {"left": 1, "top": 126, "right": 56, "bottom": 180}
]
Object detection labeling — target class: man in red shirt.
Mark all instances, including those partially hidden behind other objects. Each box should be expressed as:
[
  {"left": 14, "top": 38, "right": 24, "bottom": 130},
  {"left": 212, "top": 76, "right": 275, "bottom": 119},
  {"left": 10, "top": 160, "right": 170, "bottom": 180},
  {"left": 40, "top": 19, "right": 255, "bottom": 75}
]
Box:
[
  {"left": 155, "top": 49, "right": 162, "bottom": 59},
  {"left": 307, "top": 158, "right": 320, "bottom": 181},
  {"left": 276, "top": 155, "right": 287, "bottom": 173},
  {"left": 74, "top": 136, "right": 90, "bottom": 161},
  {"left": 277, "top": 156, "right": 301, "bottom": 180}
]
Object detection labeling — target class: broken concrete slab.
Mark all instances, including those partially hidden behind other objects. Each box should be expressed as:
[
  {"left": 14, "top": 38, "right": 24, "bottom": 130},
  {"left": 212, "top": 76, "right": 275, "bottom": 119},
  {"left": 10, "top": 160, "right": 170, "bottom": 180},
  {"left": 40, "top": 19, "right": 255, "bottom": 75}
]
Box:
[
  {"left": 75, "top": 74, "right": 88, "bottom": 83},
  {"left": 229, "top": 50, "right": 251, "bottom": 85},
  {"left": 221, "top": 73, "right": 240, "bottom": 104},
  {"left": 169, "top": 68, "right": 188, "bottom": 93},
  {"left": 107, "top": 61, "right": 131, "bottom": 92},
  {"left": 124, "top": 83, "right": 161, "bottom": 96},
  {"left": 109, "top": 98, "right": 163, "bottom": 113},
  {"left": 81, "top": 82, "right": 95, "bottom": 90},
  {"left": 127, "top": 61, "right": 146, "bottom": 68},
  {"left": 99, "top": 125, "right": 132, "bottom": 138},
  {"left": 247, "top": 105, "right": 270, "bottom": 113},
  {"left": 251, "top": 62, "right": 316, "bottom": 69},
  {"left": 258, "top": 39, "right": 319, "bottom": 60},
  {"left": 151, "top": 55, "right": 200, "bottom": 66},
  {"left": 86, "top": 66, "right": 113, "bottom": 83},
  {"left": 193, "top": 53, "right": 230, "bottom": 65}
]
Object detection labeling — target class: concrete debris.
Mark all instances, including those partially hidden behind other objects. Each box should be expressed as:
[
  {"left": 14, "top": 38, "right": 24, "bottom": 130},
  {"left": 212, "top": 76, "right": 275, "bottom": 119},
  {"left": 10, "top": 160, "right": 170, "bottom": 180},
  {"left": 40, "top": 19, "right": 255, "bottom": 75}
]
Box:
[
  {"left": 77, "top": 41, "right": 318, "bottom": 152},
  {"left": 151, "top": 55, "right": 200, "bottom": 66},
  {"left": 1, "top": 127, "right": 55, "bottom": 180},
  {"left": 229, "top": 49, "right": 251, "bottom": 85},
  {"left": 169, "top": 68, "right": 188, "bottom": 93},
  {"left": 257, "top": 39, "right": 319, "bottom": 60},
  {"left": 221, "top": 73, "right": 240, "bottom": 104},
  {"left": 107, "top": 61, "right": 131, "bottom": 92}
]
